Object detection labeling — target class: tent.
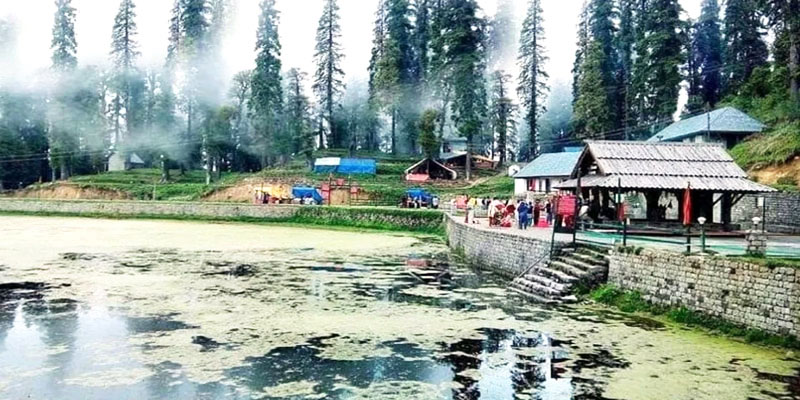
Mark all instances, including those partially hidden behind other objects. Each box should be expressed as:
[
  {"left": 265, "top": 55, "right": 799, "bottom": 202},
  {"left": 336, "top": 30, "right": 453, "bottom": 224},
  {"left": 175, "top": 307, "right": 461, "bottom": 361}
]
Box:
[
  {"left": 313, "top": 157, "right": 341, "bottom": 173},
  {"left": 292, "top": 186, "right": 324, "bottom": 203},
  {"left": 405, "top": 158, "right": 458, "bottom": 182},
  {"left": 312, "top": 158, "right": 377, "bottom": 175},
  {"left": 338, "top": 158, "right": 377, "bottom": 175}
]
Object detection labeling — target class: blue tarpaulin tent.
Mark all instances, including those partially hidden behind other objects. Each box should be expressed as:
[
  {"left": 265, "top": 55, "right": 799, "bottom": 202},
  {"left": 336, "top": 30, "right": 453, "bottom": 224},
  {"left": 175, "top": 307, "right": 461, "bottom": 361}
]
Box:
[
  {"left": 312, "top": 158, "right": 377, "bottom": 175},
  {"left": 338, "top": 159, "right": 377, "bottom": 175},
  {"left": 292, "top": 186, "right": 324, "bottom": 203}
]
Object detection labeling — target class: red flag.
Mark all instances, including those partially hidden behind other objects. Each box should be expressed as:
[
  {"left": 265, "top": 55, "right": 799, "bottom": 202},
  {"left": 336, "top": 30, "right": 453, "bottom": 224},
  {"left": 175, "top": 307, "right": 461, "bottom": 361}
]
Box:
[{"left": 682, "top": 184, "right": 692, "bottom": 226}]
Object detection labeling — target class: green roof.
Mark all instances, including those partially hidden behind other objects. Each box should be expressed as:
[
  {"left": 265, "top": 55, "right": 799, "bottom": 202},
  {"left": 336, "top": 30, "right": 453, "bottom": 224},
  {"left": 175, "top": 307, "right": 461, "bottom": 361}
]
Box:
[
  {"left": 649, "top": 107, "right": 764, "bottom": 143},
  {"left": 514, "top": 152, "right": 582, "bottom": 179}
]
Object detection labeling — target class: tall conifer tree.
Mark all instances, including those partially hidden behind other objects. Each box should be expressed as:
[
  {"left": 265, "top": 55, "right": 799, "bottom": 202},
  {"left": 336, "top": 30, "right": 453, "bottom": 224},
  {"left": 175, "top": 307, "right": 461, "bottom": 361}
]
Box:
[
  {"left": 723, "top": 0, "right": 768, "bottom": 96},
  {"left": 313, "top": 0, "right": 345, "bottom": 149},
  {"left": 249, "top": 0, "right": 283, "bottom": 167},
  {"left": 517, "top": 0, "right": 548, "bottom": 160}
]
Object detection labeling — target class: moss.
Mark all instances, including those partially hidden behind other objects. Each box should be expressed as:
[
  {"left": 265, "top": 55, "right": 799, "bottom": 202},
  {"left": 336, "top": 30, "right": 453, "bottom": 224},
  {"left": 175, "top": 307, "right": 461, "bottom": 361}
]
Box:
[{"left": 589, "top": 285, "right": 800, "bottom": 350}]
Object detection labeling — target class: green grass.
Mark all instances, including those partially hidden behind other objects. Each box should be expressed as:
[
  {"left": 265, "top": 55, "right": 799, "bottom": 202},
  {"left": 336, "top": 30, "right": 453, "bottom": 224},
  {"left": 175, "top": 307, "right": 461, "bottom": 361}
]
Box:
[
  {"left": 590, "top": 284, "right": 800, "bottom": 349},
  {"left": 730, "top": 121, "right": 800, "bottom": 169},
  {"left": 21, "top": 153, "right": 517, "bottom": 204}
]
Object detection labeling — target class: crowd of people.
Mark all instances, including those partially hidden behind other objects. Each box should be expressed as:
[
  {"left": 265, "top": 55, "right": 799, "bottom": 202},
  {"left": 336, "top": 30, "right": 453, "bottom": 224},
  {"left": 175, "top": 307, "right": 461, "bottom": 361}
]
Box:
[{"left": 454, "top": 196, "right": 555, "bottom": 230}]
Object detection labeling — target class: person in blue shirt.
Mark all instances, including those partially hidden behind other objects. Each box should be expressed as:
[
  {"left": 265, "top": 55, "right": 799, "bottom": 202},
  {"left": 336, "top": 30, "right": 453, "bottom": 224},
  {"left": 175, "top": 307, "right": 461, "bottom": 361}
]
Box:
[{"left": 517, "top": 200, "right": 529, "bottom": 230}]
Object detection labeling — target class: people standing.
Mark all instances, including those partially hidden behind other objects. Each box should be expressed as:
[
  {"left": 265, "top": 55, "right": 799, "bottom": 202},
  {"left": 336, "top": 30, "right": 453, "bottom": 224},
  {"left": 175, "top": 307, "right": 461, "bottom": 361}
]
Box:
[
  {"left": 518, "top": 200, "right": 529, "bottom": 230},
  {"left": 532, "top": 199, "right": 542, "bottom": 228},
  {"left": 545, "top": 199, "right": 553, "bottom": 226}
]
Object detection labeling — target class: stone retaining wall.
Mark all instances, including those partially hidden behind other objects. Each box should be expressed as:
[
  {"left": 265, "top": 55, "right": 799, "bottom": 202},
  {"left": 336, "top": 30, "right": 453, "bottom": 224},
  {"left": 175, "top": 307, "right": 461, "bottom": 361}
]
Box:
[
  {"left": 445, "top": 215, "right": 556, "bottom": 277},
  {"left": 732, "top": 192, "right": 800, "bottom": 234},
  {"left": 0, "top": 198, "right": 303, "bottom": 219},
  {"left": 609, "top": 249, "right": 800, "bottom": 337}
]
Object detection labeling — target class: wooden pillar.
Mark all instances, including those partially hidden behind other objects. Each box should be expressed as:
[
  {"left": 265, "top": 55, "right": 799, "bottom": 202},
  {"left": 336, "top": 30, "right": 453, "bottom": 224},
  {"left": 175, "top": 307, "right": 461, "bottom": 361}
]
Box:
[
  {"left": 721, "top": 193, "right": 732, "bottom": 231},
  {"left": 646, "top": 191, "right": 661, "bottom": 222}
]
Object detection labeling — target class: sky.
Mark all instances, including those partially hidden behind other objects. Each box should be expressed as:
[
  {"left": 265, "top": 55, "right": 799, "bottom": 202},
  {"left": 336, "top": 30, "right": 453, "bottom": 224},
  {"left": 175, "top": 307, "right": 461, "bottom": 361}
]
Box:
[{"left": 0, "top": 0, "right": 703, "bottom": 93}]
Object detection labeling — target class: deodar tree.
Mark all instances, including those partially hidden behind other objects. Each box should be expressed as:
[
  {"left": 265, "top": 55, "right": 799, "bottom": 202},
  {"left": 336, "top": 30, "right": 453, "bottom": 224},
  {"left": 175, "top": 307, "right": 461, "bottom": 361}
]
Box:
[
  {"left": 443, "top": 0, "right": 487, "bottom": 181},
  {"left": 313, "top": 0, "right": 345, "bottom": 149},
  {"left": 249, "top": 0, "right": 283, "bottom": 168},
  {"left": 517, "top": 0, "right": 548, "bottom": 160}
]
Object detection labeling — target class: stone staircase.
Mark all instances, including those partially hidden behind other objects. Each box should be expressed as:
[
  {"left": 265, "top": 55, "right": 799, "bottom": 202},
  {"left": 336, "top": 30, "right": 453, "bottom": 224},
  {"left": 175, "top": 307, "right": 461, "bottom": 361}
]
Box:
[{"left": 509, "top": 246, "right": 610, "bottom": 305}]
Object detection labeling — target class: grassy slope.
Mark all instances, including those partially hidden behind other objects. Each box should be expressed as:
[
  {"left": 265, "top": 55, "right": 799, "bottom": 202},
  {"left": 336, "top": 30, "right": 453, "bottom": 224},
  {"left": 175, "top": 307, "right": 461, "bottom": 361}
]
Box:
[{"left": 34, "top": 152, "right": 514, "bottom": 203}]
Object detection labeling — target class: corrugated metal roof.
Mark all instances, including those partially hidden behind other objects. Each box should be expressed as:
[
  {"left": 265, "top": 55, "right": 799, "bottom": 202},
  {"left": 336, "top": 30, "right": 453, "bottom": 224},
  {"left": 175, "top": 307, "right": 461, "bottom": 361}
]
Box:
[
  {"left": 648, "top": 107, "right": 765, "bottom": 142},
  {"left": 556, "top": 141, "right": 775, "bottom": 193},
  {"left": 556, "top": 175, "right": 775, "bottom": 193},
  {"left": 515, "top": 152, "right": 583, "bottom": 179}
]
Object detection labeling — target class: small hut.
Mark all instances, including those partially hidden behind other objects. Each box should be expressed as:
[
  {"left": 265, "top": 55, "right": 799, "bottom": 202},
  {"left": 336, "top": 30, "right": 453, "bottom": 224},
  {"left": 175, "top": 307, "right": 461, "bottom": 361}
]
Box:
[
  {"left": 556, "top": 141, "right": 775, "bottom": 229},
  {"left": 440, "top": 153, "right": 496, "bottom": 170},
  {"left": 405, "top": 158, "right": 458, "bottom": 182},
  {"left": 648, "top": 107, "right": 765, "bottom": 149}
]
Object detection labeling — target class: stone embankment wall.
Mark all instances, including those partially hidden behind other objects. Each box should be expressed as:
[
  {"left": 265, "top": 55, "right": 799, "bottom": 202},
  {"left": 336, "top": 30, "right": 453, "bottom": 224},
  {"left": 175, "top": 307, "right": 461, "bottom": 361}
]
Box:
[
  {"left": 445, "top": 215, "right": 556, "bottom": 277},
  {"left": 609, "top": 249, "right": 799, "bottom": 337},
  {"left": 732, "top": 192, "right": 800, "bottom": 234},
  {"left": 0, "top": 199, "right": 445, "bottom": 233},
  {"left": 0, "top": 198, "right": 300, "bottom": 219}
]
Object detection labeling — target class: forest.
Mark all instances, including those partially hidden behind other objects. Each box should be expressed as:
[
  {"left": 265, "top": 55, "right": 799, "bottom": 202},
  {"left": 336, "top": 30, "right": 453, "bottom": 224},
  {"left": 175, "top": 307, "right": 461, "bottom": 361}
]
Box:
[{"left": 0, "top": 0, "right": 798, "bottom": 189}]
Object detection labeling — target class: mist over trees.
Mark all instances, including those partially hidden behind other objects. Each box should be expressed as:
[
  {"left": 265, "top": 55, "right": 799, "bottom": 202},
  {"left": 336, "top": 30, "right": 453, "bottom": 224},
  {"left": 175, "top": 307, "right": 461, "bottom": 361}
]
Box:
[{"left": 0, "top": 0, "right": 799, "bottom": 187}]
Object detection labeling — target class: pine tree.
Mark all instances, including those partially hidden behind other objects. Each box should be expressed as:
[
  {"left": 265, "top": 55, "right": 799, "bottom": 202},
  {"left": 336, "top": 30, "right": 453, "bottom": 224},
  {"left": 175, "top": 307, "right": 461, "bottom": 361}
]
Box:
[
  {"left": 427, "top": 0, "right": 451, "bottom": 138},
  {"left": 723, "top": 0, "right": 768, "bottom": 96},
  {"left": 517, "top": 0, "right": 548, "bottom": 161},
  {"left": 50, "top": 0, "right": 79, "bottom": 180},
  {"left": 166, "top": 0, "right": 182, "bottom": 69},
  {"left": 418, "top": 109, "right": 439, "bottom": 158},
  {"left": 367, "top": 0, "right": 387, "bottom": 151},
  {"left": 412, "top": 0, "right": 430, "bottom": 84},
  {"left": 761, "top": 0, "right": 800, "bottom": 101},
  {"left": 372, "top": 0, "right": 414, "bottom": 154},
  {"left": 589, "top": 0, "right": 618, "bottom": 126},
  {"left": 617, "top": 0, "right": 635, "bottom": 138},
  {"left": 285, "top": 68, "right": 314, "bottom": 167},
  {"left": 110, "top": 0, "right": 140, "bottom": 146},
  {"left": 630, "top": 0, "right": 685, "bottom": 133},
  {"left": 51, "top": 0, "right": 77, "bottom": 72},
  {"left": 249, "top": 0, "right": 283, "bottom": 168},
  {"left": 685, "top": 20, "right": 705, "bottom": 115},
  {"left": 443, "top": 0, "right": 486, "bottom": 180},
  {"left": 313, "top": 0, "right": 345, "bottom": 149},
  {"left": 490, "top": 71, "right": 517, "bottom": 167},
  {"left": 572, "top": 1, "right": 590, "bottom": 105},
  {"left": 487, "top": 0, "right": 518, "bottom": 72},
  {"left": 695, "top": 0, "right": 723, "bottom": 107},
  {"left": 574, "top": 40, "right": 613, "bottom": 139}
]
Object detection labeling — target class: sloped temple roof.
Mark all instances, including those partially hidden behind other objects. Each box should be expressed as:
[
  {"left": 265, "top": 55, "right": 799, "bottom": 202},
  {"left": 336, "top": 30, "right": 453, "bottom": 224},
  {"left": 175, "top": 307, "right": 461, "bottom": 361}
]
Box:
[
  {"left": 515, "top": 152, "right": 583, "bottom": 179},
  {"left": 648, "top": 107, "right": 765, "bottom": 143},
  {"left": 556, "top": 141, "right": 775, "bottom": 193}
]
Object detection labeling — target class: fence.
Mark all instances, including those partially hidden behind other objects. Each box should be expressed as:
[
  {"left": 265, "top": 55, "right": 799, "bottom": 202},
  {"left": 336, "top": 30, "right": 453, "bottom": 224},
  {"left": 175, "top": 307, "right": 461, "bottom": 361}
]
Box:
[{"left": 574, "top": 221, "right": 800, "bottom": 258}]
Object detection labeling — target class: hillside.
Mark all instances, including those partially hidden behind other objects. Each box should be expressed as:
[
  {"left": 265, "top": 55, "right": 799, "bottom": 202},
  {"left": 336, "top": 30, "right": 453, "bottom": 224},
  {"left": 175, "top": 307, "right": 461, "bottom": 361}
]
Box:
[{"left": 6, "top": 154, "right": 514, "bottom": 204}]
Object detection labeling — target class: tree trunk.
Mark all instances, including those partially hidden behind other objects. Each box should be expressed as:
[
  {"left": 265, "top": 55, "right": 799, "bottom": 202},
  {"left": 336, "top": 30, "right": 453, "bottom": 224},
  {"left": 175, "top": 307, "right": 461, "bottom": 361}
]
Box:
[
  {"left": 465, "top": 138, "right": 472, "bottom": 181},
  {"left": 790, "top": 32, "right": 799, "bottom": 101},
  {"left": 59, "top": 159, "right": 70, "bottom": 181},
  {"left": 160, "top": 156, "right": 170, "bottom": 183},
  {"left": 318, "top": 116, "right": 325, "bottom": 150},
  {"left": 391, "top": 107, "right": 397, "bottom": 155}
]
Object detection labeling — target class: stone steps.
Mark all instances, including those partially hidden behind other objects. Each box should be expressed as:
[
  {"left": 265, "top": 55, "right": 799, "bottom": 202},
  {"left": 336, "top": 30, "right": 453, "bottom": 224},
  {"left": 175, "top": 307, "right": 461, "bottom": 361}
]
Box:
[{"left": 510, "top": 245, "right": 611, "bottom": 305}]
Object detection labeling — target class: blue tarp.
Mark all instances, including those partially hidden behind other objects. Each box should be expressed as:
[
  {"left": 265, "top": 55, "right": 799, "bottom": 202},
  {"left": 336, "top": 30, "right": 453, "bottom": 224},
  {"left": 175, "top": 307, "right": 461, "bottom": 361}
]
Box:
[
  {"left": 337, "top": 159, "right": 377, "bottom": 175},
  {"left": 292, "top": 186, "right": 324, "bottom": 203},
  {"left": 406, "top": 188, "right": 434, "bottom": 202}
]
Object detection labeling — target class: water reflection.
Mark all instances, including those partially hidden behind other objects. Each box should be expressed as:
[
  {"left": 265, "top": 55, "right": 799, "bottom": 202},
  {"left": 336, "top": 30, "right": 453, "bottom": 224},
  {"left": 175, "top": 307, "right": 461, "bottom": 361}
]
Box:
[{"left": 0, "top": 292, "right": 573, "bottom": 399}]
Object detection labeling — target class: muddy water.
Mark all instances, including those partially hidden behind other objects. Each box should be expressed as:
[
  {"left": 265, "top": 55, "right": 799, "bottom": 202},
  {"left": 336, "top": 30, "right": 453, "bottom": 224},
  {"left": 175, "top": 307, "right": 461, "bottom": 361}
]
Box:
[{"left": 0, "top": 215, "right": 798, "bottom": 400}]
